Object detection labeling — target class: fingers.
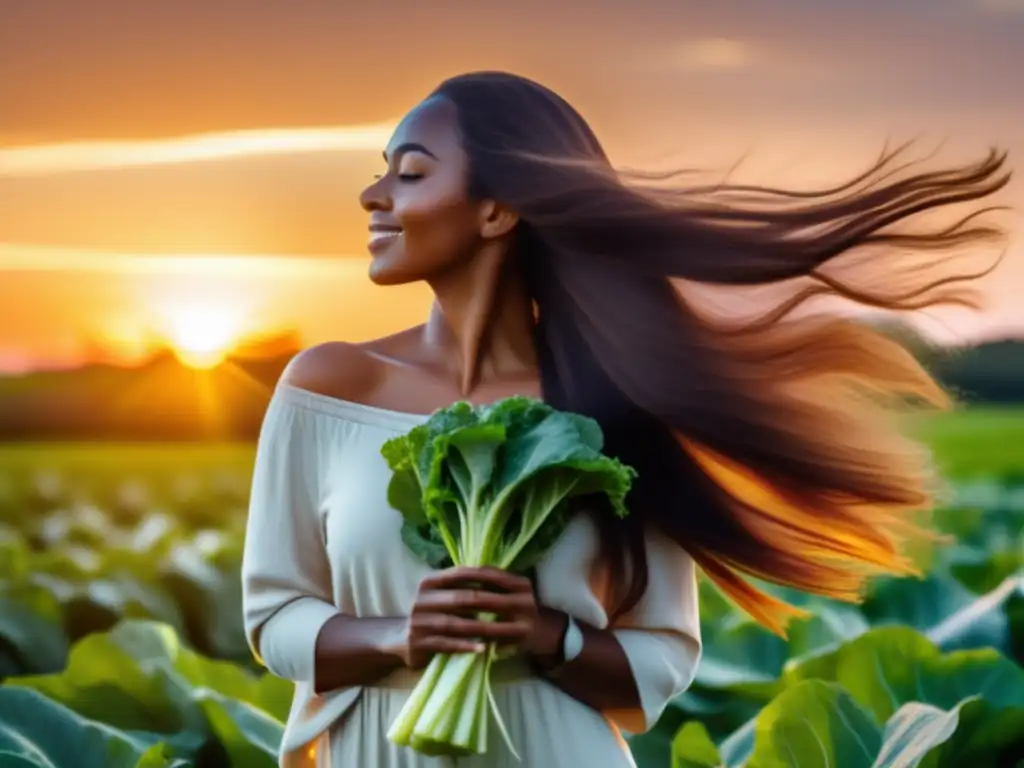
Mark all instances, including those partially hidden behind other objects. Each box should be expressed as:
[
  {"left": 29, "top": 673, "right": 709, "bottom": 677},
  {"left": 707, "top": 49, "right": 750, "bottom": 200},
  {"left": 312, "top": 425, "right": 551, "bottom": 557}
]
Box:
[
  {"left": 416, "top": 587, "right": 535, "bottom": 615},
  {"left": 413, "top": 636, "right": 488, "bottom": 656},
  {"left": 411, "top": 612, "right": 532, "bottom": 641},
  {"left": 410, "top": 567, "right": 538, "bottom": 665},
  {"left": 421, "top": 566, "right": 532, "bottom": 594}
]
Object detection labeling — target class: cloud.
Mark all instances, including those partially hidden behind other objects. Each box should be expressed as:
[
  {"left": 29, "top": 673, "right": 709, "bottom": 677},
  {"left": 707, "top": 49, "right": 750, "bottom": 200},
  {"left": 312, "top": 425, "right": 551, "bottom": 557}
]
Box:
[
  {"left": 0, "top": 122, "right": 397, "bottom": 178},
  {"left": 671, "top": 37, "right": 753, "bottom": 72},
  {"left": 0, "top": 243, "right": 363, "bottom": 276}
]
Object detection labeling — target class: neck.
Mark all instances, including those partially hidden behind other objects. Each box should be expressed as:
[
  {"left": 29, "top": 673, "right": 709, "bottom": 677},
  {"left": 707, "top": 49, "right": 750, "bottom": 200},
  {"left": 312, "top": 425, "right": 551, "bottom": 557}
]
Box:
[{"left": 424, "top": 247, "right": 537, "bottom": 395}]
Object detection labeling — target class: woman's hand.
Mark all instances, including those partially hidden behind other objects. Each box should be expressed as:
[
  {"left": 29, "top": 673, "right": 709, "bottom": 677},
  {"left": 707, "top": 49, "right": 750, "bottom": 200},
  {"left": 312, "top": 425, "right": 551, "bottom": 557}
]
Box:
[{"left": 397, "top": 566, "right": 567, "bottom": 669}]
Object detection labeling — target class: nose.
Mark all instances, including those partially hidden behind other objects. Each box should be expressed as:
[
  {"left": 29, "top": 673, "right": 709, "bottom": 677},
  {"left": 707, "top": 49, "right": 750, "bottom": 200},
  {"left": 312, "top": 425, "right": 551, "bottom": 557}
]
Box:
[{"left": 359, "top": 175, "right": 392, "bottom": 213}]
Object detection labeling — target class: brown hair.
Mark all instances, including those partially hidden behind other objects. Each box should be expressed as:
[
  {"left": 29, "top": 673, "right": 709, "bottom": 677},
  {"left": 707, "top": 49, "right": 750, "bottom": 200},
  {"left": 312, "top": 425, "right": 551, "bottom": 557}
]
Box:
[{"left": 432, "top": 71, "right": 1012, "bottom": 634}]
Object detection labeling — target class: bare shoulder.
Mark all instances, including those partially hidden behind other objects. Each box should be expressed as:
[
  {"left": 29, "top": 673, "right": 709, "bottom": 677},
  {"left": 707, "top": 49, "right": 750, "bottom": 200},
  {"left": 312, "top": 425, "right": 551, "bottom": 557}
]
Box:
[
  {"left": 278, "top": 341, "right": 383, "bottom": 406},
  {"left": 278, "top": 327, "right": 427, "bottom": 407}
]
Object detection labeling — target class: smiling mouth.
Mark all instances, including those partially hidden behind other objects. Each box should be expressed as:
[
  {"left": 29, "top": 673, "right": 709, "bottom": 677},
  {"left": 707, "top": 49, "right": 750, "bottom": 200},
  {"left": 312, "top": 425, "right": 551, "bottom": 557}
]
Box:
[{"left": 368, "top": 227, "right": 403, "bottom": 251}]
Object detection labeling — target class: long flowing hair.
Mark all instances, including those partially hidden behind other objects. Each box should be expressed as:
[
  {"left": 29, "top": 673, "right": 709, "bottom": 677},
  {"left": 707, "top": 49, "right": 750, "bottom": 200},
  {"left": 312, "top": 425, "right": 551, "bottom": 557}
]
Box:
[{"left": 432, "top": 72, "right": 1012, "bottom": 633}]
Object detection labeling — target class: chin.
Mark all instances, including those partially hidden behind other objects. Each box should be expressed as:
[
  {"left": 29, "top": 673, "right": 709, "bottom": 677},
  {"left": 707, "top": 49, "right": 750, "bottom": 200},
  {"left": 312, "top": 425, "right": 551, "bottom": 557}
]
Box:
[{"left": 367, "top": 260, "right": 419, "bottom": 287}]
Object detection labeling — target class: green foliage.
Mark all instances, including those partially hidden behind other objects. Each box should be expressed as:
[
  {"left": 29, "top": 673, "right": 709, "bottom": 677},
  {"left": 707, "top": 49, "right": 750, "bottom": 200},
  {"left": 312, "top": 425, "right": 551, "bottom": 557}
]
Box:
[
  {"left": 626, "top": 461, "right": 1024, "bottom": 768},
  {"left": 381, "top": 396, "right": 636, "bottom": 571},
  {"left": 0, "top": 406, "right": 1021, "bottom": 767},
  {"left": 911, "top": 407, "right": 1024, "bottom": 479},
  {"left": 382, "top": 397, "right": 637, "bottom": 757},
  {"left": 667, "top": 640, "right": 1024, "bottom": 768},
  {"left": 0, "top": 620, "right": 291, "bottom": 767},
  {"left": 0, "top": 444, "right": 255, "bottom": 675},
  {"left": 0, "top": 686, "right": 192, "bottom": 767}
]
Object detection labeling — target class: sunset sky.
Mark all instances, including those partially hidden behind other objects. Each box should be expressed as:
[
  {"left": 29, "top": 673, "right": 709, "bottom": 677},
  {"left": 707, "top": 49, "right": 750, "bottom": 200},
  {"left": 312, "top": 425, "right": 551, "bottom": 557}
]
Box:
[{"left": 2, "top": 0, "right": 1023, "bottom": 373}]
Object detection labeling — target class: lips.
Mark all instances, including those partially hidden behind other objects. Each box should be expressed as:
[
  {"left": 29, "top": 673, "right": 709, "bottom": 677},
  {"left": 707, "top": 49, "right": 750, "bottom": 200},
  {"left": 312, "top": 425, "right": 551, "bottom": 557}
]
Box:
[{"left": 368, "top": 224, "right": 403, "bottom": 253}]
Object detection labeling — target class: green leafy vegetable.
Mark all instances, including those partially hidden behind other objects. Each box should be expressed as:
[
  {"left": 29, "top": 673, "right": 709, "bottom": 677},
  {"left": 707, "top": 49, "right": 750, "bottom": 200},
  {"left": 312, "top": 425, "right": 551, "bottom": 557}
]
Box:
[
  {"left": 670, "top": 682, "right": 1023, "bottom": 768},
  {"left": 782, "top": 625, "right": 1024, "bottom": 723},
  {"left": 2, "top": 620, "right": 292, "bottom": 768},
  {"left": 381, "top": 396, "right": 637, "bottom": 758}
]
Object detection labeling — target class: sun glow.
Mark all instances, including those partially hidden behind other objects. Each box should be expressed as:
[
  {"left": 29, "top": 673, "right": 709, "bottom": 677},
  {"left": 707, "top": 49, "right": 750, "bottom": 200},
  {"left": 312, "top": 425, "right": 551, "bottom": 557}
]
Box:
[{"left": 161, "top": 304, "right": 245, "bottom": 369}]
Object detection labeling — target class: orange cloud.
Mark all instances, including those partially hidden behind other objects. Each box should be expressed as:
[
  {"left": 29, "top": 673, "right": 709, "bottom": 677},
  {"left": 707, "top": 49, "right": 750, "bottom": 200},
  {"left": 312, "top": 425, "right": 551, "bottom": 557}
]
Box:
[
  {"left": 0, "top": 243, "right": 354, "bottom": 276},
  {"left": 0, "top": 122, "right": 397, "bottom": 177},
  {"left": 673, "top": 37, "right": 752, "bottom": 72}
]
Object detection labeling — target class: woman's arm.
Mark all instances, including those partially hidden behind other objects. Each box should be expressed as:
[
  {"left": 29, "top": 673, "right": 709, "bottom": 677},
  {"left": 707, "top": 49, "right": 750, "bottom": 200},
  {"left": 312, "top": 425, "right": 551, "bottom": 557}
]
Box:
[
  {"left": 310, "top": 564, "right": 648, "bottom": 705},
  {"left": 529, "top": 608, "right": 645, "bottom": 714},
  {"left": 242, "top": 393, "right": 340, "bottom": 685},
  {"left": 244, "top": 363, "right": 553, "bottom": 694},
  {"left": 527, "top": 530, "right": 703, "bottom": 733},
  {"left": 311, "top": 616, "right": 406, "bottom": 694},
  {"left": 407, "top": 558, "right": 699, "bottom": 728},
  {"left": 312, "top": 567, "right": 563, "bottom": 694},
  {"left": 418, "top": 567, "right": 646, "bottom": 713}
]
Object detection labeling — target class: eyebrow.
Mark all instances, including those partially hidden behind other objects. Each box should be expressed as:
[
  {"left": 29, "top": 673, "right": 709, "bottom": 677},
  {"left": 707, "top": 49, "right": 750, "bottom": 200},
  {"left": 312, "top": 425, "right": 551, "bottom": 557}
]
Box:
[{"left": 383, "top": 142, "right": 439, "bottom": 162}]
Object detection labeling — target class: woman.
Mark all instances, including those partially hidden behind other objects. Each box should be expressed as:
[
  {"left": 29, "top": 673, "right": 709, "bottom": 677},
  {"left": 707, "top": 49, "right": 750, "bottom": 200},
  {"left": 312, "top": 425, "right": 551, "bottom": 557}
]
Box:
[{"left": 241, "top": 71, "right": 1010, "bottom": 767}]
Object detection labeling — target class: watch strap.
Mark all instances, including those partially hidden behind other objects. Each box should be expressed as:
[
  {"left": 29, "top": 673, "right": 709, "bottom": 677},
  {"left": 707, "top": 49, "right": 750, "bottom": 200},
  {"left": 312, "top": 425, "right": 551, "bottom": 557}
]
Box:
[{"left": 535, "top": 613, "right": 584, "bottom": 679}]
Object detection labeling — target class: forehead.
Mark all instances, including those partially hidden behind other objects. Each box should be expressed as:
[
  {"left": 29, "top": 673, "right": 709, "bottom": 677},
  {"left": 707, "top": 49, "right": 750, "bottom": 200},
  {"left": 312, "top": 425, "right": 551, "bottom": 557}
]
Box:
[{"left": 385, "top": 95, "right": 462, "bottom": 158}]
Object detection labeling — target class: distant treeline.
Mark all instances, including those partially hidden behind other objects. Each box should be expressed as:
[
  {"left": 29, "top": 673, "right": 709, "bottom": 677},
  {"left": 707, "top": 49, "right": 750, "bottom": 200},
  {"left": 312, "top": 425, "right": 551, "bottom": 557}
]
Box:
[
  {"left": 927, "top": 339, "right": 1024, "bottom": 404},
  {"left": 0, "top": 332, "right": 1022, "bottom": 442}
]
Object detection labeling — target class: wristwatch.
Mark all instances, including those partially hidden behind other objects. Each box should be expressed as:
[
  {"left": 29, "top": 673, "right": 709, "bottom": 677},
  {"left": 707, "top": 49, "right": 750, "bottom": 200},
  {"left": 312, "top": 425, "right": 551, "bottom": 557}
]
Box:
[
  {"left": 562, "top": 615, "right": 585, "bottom": 663},
  {"left": 539, "top": 614, "right": 584, "bottom": 678}
]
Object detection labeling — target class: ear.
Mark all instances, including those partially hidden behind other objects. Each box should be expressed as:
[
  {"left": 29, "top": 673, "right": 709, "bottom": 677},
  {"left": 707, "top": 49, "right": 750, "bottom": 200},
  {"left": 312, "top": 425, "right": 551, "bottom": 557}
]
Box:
[{"left": 478, "top": 199, "right": 520, "bottom": 240}]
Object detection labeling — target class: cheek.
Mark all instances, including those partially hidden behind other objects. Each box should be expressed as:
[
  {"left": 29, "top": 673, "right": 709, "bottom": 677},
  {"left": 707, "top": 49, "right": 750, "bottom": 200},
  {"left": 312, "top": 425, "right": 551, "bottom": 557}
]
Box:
[{"left": 396, "top": 192, "right": 478, "bottom": 268}]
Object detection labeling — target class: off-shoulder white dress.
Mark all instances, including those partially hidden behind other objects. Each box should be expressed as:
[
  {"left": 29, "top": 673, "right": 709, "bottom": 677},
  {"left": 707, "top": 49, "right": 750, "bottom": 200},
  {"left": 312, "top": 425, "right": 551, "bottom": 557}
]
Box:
[{"left": 241, "top": 383, "right": 702, "bottom": 768}]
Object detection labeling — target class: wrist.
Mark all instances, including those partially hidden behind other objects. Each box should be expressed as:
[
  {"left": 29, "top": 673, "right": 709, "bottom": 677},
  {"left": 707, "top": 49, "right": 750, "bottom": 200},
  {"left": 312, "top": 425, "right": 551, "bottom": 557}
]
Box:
[
  {"left": 374, "top": 617, "right": 413, "bottom": 667},
  {"left": 527, "top": 607, "right": 569, "bottom": 665}
]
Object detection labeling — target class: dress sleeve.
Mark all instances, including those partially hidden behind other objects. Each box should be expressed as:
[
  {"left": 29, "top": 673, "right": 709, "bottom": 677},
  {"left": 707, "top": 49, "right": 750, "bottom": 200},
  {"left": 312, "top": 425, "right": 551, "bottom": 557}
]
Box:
[
  {"left": 607, "top": 527, "right": 703, "bottom": 734},
  {"left": 241, "top": 393, "right": 339, "bottom": 683}
]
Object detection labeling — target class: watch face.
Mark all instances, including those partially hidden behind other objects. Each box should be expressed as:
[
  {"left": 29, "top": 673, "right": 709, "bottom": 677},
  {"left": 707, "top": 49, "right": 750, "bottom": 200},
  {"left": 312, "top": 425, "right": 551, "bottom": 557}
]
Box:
[{"left": 563, "top": 616, "right": 585, "bottom": 662}]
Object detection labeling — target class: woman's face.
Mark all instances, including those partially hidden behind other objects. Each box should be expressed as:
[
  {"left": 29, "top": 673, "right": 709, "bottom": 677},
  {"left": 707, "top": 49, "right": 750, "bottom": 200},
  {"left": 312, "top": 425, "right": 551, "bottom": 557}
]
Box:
[{"left": 359, "top": 96, "right": 485, "bottom": 286}]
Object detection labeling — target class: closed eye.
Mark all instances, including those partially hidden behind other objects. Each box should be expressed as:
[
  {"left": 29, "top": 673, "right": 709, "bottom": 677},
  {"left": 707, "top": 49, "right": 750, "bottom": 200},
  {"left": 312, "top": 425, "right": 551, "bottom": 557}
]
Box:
[{"left": 372, "top": 172, "right": 423, "bottom": 182}]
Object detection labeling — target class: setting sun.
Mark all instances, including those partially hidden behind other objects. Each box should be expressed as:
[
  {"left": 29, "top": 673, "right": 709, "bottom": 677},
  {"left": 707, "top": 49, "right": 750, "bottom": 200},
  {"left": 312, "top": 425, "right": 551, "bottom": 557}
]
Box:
[{"left": 162, "top": 304, "right": 245, "bottom": 369}]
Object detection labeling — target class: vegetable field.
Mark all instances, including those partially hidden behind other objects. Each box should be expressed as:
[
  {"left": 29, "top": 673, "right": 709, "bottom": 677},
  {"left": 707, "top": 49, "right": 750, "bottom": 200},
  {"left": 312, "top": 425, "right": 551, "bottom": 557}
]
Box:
[{"left": 0, "top": 409, "right": 1022, "bottom": 767}]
